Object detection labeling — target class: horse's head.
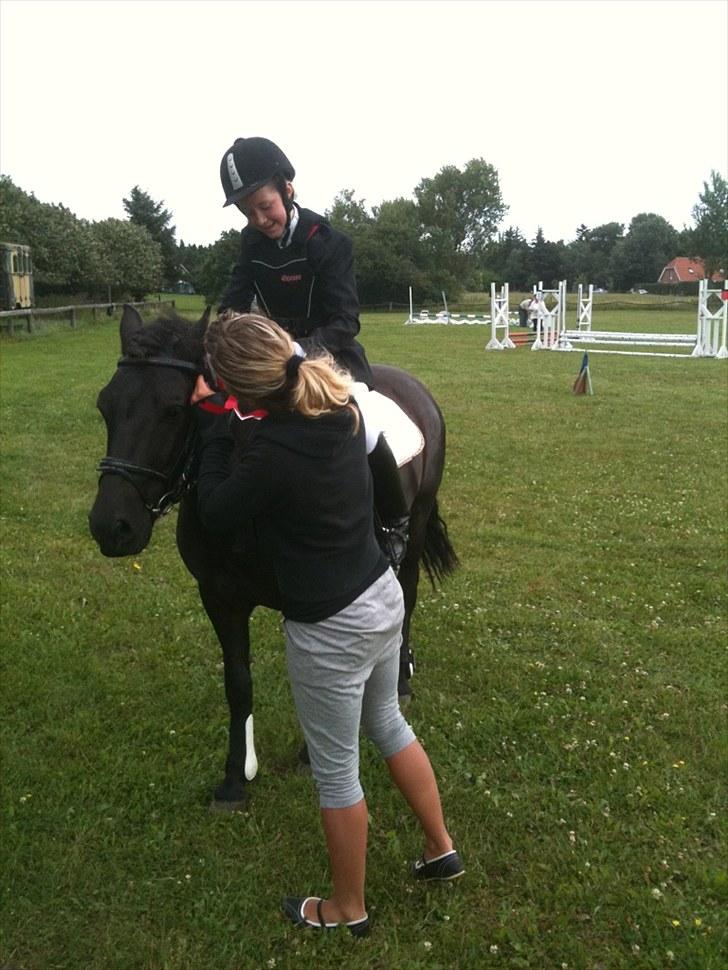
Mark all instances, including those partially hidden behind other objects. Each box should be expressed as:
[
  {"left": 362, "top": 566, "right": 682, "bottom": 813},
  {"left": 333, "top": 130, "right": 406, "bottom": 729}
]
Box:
[{"left": 88, "top": 304, "right": 209, "bottom": 557}]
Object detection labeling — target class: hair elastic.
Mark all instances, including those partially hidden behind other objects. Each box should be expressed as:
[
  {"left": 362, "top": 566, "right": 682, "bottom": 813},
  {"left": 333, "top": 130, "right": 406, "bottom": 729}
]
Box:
[{"left": 285, "top": 354, "right": 304, "bottom": 380}]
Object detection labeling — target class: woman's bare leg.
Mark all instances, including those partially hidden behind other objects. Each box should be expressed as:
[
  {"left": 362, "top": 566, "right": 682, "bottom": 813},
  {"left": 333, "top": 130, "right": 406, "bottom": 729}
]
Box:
[
  {"left": 302, "top": 798, "right": 369, "bottom": 925},
  {"left": 386, "top": 739, "right": 453, "bottom": 859}
]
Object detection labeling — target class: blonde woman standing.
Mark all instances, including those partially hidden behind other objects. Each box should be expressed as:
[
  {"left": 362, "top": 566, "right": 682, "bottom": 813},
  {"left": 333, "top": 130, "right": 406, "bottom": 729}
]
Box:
[{"left": 192, "top": 313, "right": 464, "bottom": 937}]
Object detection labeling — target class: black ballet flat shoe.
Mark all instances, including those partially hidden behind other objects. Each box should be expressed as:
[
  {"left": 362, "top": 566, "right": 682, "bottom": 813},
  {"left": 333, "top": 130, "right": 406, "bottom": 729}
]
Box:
[
  {"left": 412, "top": 849, "right": 465, "bottom": 882},
  {"left": 281, "top": 896, "right": 370, "bottom": 938}
]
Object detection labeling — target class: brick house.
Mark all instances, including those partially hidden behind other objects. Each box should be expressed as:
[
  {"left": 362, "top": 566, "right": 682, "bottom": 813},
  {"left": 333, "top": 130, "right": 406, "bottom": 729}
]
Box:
[{"left": 658, "top": 257, "right": 725, "bottom": 284}]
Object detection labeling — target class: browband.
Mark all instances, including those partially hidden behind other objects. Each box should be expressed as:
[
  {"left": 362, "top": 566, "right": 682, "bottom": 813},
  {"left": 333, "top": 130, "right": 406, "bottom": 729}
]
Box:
[{"left": 117, "top": 356, "right": 200, "bottom": 374}]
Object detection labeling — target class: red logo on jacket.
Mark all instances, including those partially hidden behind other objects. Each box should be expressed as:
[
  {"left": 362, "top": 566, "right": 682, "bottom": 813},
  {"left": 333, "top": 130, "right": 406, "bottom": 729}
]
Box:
[{"left": 280, "top": 274, "right": 303, "bottom": 283}]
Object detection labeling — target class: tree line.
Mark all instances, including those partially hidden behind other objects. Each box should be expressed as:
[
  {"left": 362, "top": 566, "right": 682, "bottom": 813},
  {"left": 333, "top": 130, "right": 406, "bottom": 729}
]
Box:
[{"left": 1, "top": 165, "right": 724, "bottom": 306}]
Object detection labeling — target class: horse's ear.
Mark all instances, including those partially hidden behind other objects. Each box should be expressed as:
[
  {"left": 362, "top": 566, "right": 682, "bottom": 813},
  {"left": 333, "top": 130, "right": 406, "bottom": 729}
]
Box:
[
  {"left": 193, "top": 305, "right": 212, "bottom": 339},
  {"left": 120, "top": 304, "right": 144, "bottom": 353}
]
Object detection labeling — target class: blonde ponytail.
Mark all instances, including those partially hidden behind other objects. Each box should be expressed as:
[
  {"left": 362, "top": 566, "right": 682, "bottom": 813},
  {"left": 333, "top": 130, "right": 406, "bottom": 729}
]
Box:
[{"left": 205, "top": 313, "right": 359, "bottom": 429}]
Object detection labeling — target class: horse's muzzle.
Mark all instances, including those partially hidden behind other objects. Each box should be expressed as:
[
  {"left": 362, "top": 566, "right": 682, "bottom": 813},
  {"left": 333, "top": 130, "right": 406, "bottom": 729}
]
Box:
[{"left": 88, "top": 478, "right": 154, "bottom": 557}]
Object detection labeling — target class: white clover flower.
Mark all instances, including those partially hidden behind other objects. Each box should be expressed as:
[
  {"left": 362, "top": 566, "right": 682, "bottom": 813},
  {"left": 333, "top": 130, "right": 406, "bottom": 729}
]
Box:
[
  {"left": 489, "top": 944, "right": 499, "bottom": 954},
  {"left": 651, "top": 888, "right": 663, "bottom": 899}
]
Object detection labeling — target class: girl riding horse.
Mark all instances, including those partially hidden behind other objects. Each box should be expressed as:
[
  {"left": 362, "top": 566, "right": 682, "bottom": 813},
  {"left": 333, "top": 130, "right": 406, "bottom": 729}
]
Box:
[{"left": 218, "top": 136, "right": 410, "bottom": 568}]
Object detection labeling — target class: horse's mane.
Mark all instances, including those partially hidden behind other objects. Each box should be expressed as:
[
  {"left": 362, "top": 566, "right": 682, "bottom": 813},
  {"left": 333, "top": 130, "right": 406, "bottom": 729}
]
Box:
[{"left": 125, "top": 312, "right": 203, "bottom": 363}]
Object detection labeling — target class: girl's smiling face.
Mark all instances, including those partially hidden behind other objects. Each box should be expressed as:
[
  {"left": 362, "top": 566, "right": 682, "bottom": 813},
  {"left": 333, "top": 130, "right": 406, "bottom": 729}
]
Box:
[{"left": 237, "top": 181, "right": 292, "bottom": 239}]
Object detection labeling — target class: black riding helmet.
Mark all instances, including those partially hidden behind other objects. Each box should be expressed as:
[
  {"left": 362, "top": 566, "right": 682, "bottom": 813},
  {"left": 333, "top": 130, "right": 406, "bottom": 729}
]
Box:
[{"left": 220, "top": 137, "right": 296, "bottom": 208}]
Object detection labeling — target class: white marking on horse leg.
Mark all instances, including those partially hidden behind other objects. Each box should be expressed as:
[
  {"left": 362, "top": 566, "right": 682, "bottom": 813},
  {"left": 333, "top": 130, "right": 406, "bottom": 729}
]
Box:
[{"left": 244, "top": 715, "right": 258, "bottom": 781}]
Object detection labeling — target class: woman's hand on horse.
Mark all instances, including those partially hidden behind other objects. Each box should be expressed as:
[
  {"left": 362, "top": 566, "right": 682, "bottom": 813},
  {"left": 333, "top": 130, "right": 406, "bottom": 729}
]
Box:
[{"left": 191, "top": 375, "right": 215, "bottom": 404}]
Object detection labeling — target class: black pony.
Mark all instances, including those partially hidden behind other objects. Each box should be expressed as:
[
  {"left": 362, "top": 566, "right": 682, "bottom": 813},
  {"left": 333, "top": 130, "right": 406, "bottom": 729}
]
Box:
[{"left": 89, "top": 306, "right": 457, "bottom": 809}]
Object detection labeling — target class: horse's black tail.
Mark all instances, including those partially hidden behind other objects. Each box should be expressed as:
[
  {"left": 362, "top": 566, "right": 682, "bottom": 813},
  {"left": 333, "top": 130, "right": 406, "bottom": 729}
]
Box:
[{"left": 421, "top": 500, "right": 459, "bottom": 587}]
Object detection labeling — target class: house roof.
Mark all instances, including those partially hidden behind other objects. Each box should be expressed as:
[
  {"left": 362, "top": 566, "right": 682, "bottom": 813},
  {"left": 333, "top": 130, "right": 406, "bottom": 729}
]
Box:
[{"left": 658, "top": 257, "right": 724, "bottom": 283}]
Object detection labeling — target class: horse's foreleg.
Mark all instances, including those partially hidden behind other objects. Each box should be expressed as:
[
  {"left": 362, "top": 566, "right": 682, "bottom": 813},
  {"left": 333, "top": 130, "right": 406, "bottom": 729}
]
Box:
[{"left": 198, "top": 583, "right": 256, "bottom": 811}]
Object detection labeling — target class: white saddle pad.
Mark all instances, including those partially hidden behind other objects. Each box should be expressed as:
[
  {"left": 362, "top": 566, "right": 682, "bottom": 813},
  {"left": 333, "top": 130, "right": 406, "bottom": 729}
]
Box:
[{"left": 352, "top": 383, "right": 425, "bottom": 467}]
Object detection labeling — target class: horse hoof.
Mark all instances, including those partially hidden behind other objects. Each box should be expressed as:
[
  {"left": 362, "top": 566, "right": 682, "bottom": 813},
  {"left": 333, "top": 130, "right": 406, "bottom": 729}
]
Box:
[
  {"left": 211, "top": 778, "right": 248, "bottom": 811},
  {"left": 209, "top": 797, "right": 247, "bottom": 813}
]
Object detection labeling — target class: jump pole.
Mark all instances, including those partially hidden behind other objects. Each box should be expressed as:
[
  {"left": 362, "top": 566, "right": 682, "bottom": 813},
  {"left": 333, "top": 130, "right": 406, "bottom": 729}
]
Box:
[{"left": 562, "top": 283, "right": 727, "bottom": 358}]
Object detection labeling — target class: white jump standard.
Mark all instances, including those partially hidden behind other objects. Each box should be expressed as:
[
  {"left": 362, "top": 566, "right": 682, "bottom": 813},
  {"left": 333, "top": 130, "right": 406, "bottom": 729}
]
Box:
[
  {"left": 485, "top": 282, "right": 516, "bottom": 350},
  {"left": 694, "top": 279, "right": 728, "bottom": 358},
  {"left": 531, "top": 280, "right": 569, "bottom": 351},
  {"left": 576, "top": 284, "right": 594, "bottom": 332}
]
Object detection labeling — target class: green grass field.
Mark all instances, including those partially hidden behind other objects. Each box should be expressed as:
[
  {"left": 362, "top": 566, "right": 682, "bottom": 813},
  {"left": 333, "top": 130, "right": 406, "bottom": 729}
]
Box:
[{"left": 1, "top": 303, "right": 726, "bottom": 969}]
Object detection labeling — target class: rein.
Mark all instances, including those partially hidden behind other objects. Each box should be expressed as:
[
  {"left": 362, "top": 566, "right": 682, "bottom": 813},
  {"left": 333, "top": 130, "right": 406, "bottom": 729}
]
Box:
[{"left": 97, "top": 355, "right": 201, "bottom": 519}]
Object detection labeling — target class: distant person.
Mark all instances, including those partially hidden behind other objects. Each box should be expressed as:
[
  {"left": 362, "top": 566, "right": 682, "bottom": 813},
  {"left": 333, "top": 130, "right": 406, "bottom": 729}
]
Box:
[
  {"left": 518, "top": 296, "right": 531, "bottom": 328},
  {"left": 193, "top": 313, "right": 464, "bottom": 936},
  {"left": 527, "top": 295, "right": 541, "bottom": 330},
  {"left": 216, "top": 136, "right": 409, "bottom": 568}
]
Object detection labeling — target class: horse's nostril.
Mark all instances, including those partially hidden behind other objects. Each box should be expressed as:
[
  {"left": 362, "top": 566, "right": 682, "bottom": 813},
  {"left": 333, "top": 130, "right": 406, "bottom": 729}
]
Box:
[{"left": 113, "top": 518, "right": 134, "bottom": 540}]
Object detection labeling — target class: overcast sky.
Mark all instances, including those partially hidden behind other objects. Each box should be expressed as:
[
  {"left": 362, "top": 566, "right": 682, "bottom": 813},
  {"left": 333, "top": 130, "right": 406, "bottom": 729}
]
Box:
[{"left": 1, "top": 0, "right": 726, "bottom": 247}]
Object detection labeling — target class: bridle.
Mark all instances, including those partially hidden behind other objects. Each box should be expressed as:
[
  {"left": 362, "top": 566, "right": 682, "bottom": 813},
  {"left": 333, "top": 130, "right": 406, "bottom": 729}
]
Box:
[{"left": 97, "top": 355, "right": 201, "bottom": 519}]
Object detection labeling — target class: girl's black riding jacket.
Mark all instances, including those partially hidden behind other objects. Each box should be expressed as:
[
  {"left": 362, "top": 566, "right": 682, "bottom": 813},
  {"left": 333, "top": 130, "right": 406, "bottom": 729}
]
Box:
[
  {"left": 195, "top": 406, "right": 388, "bottom": 623},
  {"left": 218, "top": 206, "right": 374, "bottom": 385}
]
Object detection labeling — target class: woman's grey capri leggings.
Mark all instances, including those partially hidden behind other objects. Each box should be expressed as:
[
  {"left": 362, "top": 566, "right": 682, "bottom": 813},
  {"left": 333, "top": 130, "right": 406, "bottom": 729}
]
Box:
[{"left": 284, "top": 568, "right": 416, "bottom": 809}]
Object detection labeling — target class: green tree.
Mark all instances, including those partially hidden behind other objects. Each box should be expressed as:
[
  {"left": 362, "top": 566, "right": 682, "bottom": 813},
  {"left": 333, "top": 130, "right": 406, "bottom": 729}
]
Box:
[
  {"left": 0, "top": 175, "right": 99, "bottom": 296},
  {"left": 197, "top": 230, "right": 242, "bottom": 305},
  {"left": 690, "top": 171, "right": 728, "bottom": 278},
  {"left": 123, "top": 186, "right": 179, "bottom": 286},
  {"left": 414, "top": 158, "right": 507, "bottom": 256},
  {"left": 326, "top": 189, "right": 373, "bottom": 233},
  {"left": 483, "top": 227, "right": 529, "bottom": 286},
  {"left": 530, "top": 228, "right": 567, "bottom": 289},
  {"left": 177, "top": 240, "right": 209, "bottom": 293},
  {"left": 89, "top": 218, "right": 163, "bottom": 300},
  {"left": 564, "top": 222, "right": 623, "bottom": 287},
  {"left": 327, "top": 192, "right": 446, "bottom": 305},
  {"left": 503, "top": 245, "right": 533, "bottom": 291},
  {"left": 609, "top": 213, "right": 678, "bottom": 291}
]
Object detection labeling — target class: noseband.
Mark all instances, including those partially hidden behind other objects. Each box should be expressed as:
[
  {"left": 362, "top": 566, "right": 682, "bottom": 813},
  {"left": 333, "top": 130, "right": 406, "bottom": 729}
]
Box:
[{"left": 97, "top": 356, "right": 201, "bottom": 519}]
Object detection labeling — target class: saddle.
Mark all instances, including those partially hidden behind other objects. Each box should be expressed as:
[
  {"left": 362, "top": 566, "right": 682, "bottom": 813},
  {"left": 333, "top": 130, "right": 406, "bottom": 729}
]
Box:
[{"left": 351, "top": 383, "right": 425, "bottom": 467}]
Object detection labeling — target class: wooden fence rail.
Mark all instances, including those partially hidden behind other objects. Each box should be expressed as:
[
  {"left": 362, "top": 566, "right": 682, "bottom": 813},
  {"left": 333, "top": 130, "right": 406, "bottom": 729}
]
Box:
[{"left": 0, "top": 299, "right": 176, "bottom": 335}]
